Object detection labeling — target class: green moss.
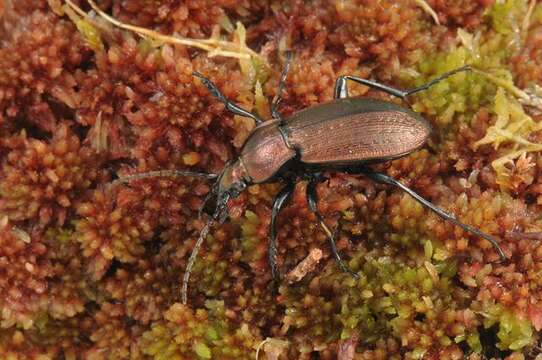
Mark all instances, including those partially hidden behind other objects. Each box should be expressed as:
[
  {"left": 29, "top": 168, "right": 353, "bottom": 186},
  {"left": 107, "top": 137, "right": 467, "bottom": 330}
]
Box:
[
  {"left": 280, "top": 249, "right": 471, "bottom": 352},
  {"left": 488, "top": 0, "right": 529, "bottom": 35},
  {"left": 194, "top": 342, "right": 212, "bottom": 359},
  {"left": 474, "top": 88, "right": 542, "bottom": 191},
  {"left": 45, "top": 227, "right": 73, "bottom": 246},
  {"left": 190, "top": 235, "right": 229, "bottom": 298},
  {"left": 75, "top": 19, "right": 104, "bottom": 52},
  {"left": 483, "top": 304, "right": 534, "bottom": 350},
  {"left": 141, "top": 301, "right": 259, "bottom": 359},
  {"left": 239, "top": 210, "right": 265, "bottom": 263},
  {"left": 407, "top": 1, "right": 532, "bottom": 143},
  {"left": 64, "top": 5, "right": 103, "bottom": 52}
]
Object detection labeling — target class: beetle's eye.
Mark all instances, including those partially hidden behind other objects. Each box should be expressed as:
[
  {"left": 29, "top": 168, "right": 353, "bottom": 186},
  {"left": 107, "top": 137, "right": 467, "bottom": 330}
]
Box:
[{"left": 232, "top": 181, "right": 246, "bottom": 195}]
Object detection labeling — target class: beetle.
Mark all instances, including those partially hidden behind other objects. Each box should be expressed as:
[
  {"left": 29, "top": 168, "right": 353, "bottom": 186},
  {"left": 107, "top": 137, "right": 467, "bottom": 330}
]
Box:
[{"left": 114, "top": 56, "right": 507, "bottom": 304}]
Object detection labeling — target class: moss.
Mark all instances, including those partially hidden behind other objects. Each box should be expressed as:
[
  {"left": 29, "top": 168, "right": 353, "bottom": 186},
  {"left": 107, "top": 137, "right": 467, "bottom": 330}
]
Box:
[
  {"left": 483, "top": 304, "right": 534, "bottom": 351},
  {"left": 474, "top": 88, "right": 542, "bottom": 191},
  {"left": 488, "top": 0, "right": 530, "bottom": 36},
  {"left": 140, "top": 301, "right": 259, "bottom": 359},
  {"left": 409, "top": 0, "right": 533, "bottom": 140},
  {"left": 2, "top": 0, "right": 542, "bottom": 358},
  {"left": 64, "top": 5, "right": 104, "bottom": 52},
  {"left": 280, "top": 248, "right": 473, "bottom": 354}
]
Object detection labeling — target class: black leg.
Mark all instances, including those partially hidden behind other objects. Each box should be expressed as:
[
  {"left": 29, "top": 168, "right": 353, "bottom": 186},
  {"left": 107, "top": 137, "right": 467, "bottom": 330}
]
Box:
[
  {"left": 334, "top": 65, "right": 471, "bottom": 99},
  {"left": 360, "top": 168, "right": 507, "bottom": 262},
  {"left": 193, "top": 72, "right": 263, "bottom": 125},
  {"left": 271, "top": 51, "right": 292, "bottom": 121},
  {"left": 269, "top": 182, "right": 295, "bottom": 281},
  {"left": 306, "top": 179, "right": 360, "bottom": 278}
]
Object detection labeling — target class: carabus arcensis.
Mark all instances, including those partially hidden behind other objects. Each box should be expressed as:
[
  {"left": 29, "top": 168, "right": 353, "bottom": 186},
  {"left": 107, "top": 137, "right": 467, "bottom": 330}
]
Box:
[{"left": 115, "top": 55, "right": 507, "bottom": 304}]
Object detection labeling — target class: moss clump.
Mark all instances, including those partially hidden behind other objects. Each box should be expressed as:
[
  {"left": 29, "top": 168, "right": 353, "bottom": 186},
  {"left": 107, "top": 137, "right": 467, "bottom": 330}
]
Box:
[
  {"left": 0, "top": 124, "right": 103, "bottom": 226},
  {"left": 280, "top": 248, "right": 471, "bottom": 356},
  {"left": 483, "top": 304, "right": 534, "bottom": 351},
  {"left": 140, "top": 301, "right": 259, "bottom": 359},
  {"left": 474, "top": 88, "right": 542, "bottom": 191}
]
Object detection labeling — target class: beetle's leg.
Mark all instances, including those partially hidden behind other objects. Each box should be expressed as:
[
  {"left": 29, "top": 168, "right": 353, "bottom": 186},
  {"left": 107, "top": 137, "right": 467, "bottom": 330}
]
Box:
[
  {"left": 306, "top": 179, "right": 360, "bottom": 278},
  {"left": 334, "top": 65, "right": 471, "bottom": 100},
  {"left": 271, "top": 51, "right": 293, "bottom": 121},
  {"left": 269, "top": 182, "right": 296, "bottom": 281},
  {"left": 334, "top": 76, "right": 407, "bottom": 99},
  {"left": 360, "top": 168, "right": 508, "bottom": 262},
  {"left": 402, "top": 65, "right": 471, "bottom": 97},
  {"left": 193, "top": 72, "right": 263, "bottom": 125}
]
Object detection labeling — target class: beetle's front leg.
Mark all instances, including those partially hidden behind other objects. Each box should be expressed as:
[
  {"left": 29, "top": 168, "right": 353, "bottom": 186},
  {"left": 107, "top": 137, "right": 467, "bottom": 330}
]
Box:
[
  {"left": 306, "top": 178, "right": 360, "bottom": 278},
  {"left": 269, "top": 182, "right": 296, "bottom": 281},
  {"left": 193, "top": 72, "right": 263, "bottom": 125},
  {"left": 359, "top": 168, "right": 508, "bottom": 262},
  {"left": 334, "top": 65, "right": 470, "bottom": 100}
]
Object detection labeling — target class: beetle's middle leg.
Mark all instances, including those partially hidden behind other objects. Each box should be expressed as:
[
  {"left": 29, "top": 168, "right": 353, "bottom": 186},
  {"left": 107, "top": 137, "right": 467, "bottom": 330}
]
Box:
[
  {"left": 193, "top": 72, "right": 263, "bottom": 125},
  {"left": 334, "top": 65, "right": 470, "bottom": 99},
  {"left": 306, "top": 178, "right": 360, "bottom": 278},
  {"left": 269, "top": 182, "right": 296, "bottom": 281}
]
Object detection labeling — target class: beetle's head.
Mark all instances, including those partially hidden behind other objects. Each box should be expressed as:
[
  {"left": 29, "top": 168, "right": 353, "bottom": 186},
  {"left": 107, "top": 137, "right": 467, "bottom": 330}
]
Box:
[{"left": 202, "top": 159, "right": 250, "bottom": 223}]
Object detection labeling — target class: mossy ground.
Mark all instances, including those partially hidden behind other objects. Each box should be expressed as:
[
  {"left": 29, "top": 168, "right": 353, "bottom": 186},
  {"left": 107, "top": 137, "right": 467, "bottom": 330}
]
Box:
[{"left": 1, "top": 0, "right": 542, "bottom": 359}]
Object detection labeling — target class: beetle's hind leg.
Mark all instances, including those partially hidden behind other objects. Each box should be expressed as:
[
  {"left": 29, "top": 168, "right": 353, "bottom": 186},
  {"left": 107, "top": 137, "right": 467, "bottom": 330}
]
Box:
[
  {"left": 193, "top": 72, "right": 263, "bottom": 125},
  {"left": 271, "top": 51, "right": 293, "bottom": 121},
  {"left": 334, "top": 65, "right": 471, "bottom": 100},
  {"left": 269, "top": 182, "right": 296, "bottom": 282},
  {"left": 358, "top": 167, "right": 508, "bottom": 262},
  {"left": 306, "top": 179, "right": 360, "bottom": 278}
]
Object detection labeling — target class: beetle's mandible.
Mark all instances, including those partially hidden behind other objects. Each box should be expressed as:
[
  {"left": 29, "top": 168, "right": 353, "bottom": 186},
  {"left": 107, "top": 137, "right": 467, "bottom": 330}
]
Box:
[{"left": 114, "top": 55, "right": 507, "bottom": 304}]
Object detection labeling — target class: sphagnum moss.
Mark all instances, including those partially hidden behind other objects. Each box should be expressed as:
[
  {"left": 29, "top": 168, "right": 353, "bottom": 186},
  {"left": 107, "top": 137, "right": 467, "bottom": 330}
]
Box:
[{"left": 2, "top": 0, "right": 542, "bottom": 358}]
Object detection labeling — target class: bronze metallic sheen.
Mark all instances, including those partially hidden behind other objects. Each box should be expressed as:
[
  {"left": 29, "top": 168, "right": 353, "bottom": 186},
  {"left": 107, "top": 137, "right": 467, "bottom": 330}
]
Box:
[
  {"left": 288, "top": 110, "right": 430, "bottom": 164},
  {"left": 239, "top": 119, "right": 296, "bottom": 183}
]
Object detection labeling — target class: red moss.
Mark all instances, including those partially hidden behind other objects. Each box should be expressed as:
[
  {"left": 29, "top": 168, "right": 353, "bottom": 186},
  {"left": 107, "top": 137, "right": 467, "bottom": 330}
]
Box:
[
  {"left": 104, "top": 259, "right": 178, "bottom": 325},
  {"left": 0, "top": 218, "right": 53, "bottom": 329},
  {"left": 108, "top": 0, "right": 238, "bottom": 39},
  {"left": 0, "top": 8, "right": 88, "bottom": 132},
  {"left": 74, "top": 189, "right": 154, "bottom": 280},
  {"left": 0, "top": 123, "right": 102, "bottom": 226},
  {"left": 0, "top": 329, "right": 60, "bottom": 358},
  {"left": 511, "top": 24, "right": 542, "bottom": 89},
  {"left": 427, "top": 0, "right": 494, "bottom": 29},
  {"left": 85, "top": 302, "right": 143, "bottom": 359}
]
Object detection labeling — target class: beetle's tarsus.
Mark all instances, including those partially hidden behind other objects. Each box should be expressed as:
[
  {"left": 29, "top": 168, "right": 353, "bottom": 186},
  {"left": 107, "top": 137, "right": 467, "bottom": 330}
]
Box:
[
  {"left": 269, "top": 182, "right": 295, "bottom": 281},
  {"left": 271, "top": 51, "right": 293, "bottom": 121},
  {"left": 404, "top": 65, "right": 471, "bottom": 97},
  {"left": 306, "top": 179, "right": 360, "bottom": 279},
  {"left": 193, "top": 71, "right": 263, "bottom": 125},
  {"left": 361, "top": 168, "right": 508, "bottom": 262}
]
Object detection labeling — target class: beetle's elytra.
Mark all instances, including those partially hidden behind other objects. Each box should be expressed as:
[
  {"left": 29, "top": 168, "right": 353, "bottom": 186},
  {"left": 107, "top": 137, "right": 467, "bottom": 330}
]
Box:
[{"left": 117, "top": 58, "right": 507, "bottom": 304}]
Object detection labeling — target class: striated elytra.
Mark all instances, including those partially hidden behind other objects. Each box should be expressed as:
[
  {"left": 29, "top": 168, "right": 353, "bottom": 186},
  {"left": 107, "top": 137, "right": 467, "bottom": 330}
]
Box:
[{"left": 116, "top": 56, "right": 507, "bottom": 304}]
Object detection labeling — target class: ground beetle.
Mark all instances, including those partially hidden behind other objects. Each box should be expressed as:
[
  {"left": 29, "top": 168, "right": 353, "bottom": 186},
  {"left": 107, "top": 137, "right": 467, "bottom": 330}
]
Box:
[{"left": 115, "top": 56, "right": 507, "bottom": 304}]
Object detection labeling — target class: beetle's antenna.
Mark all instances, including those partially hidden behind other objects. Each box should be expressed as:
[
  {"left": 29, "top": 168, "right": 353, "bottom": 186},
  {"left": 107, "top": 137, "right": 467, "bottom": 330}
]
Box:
[
  {"left": 181, "top": 192, "right": 230, "bottom": 304},
  {"left": 181, "top": 219, "right": 213, "bottom": 304},
  {"left": 108, "top": 170, "right": 218, "bottom": 189}
]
